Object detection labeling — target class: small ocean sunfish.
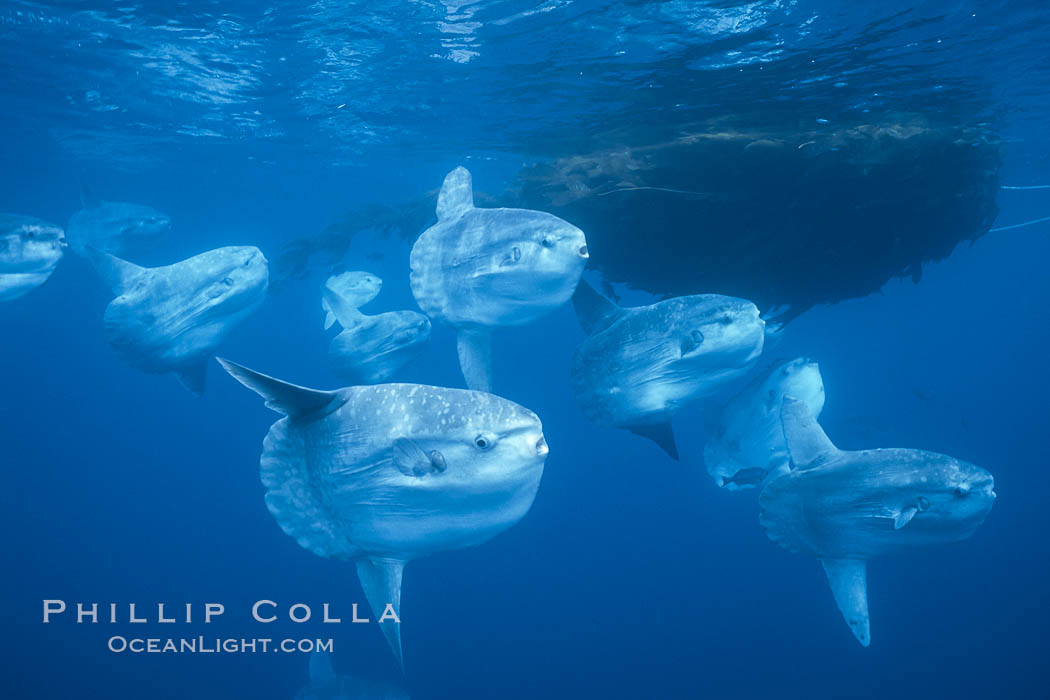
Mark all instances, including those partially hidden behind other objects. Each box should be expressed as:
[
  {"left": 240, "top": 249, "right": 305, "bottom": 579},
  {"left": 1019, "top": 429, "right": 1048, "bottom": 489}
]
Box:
[
  {"left": 218, "top": 359, "right": 549, "bottom": 670},
  {"left": 705, "top": 357, "right": 825, "bottom": 489},
  {"left": 759, "top": 398, "right": 995, "bottom": 647},
  {"left": 0, "top": 214, "right": 66, "bottom": 301},
  {"left": 90, "top": 246, "right": 268, "bottom": 394},
  {"left": 322, "top": 272, "right": 431, "bottom": 384},
  {"left": 66, "top": 189, "right": 170, "bottom": 257},
  {"left": 322, "top": 271, "right": 382, "bottom": 330},
  {"left": 571, "top": 280, "right": 766, "bottom": 459},
  {"left": 410, "top": 166, "right": 589, "bottom": 392}
]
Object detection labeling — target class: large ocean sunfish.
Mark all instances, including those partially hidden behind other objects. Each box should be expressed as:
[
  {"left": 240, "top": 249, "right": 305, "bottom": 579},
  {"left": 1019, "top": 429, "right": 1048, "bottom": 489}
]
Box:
[
  {"left": 410, "top": 166, "right": 589, "bottom": 392},
  {"left": 67, "top": 189, "right": 171, "bottom": 257},
  {"left": 90, "top": 246, "right": 268, "bottom": 394},
  {"left": 322, "top": 274, "right": 431, "bottom": 384},
  {"left": 0, "top": 214, "right": 66, "bottom": 301},
  {"left": 570, "top": 280, "right": 766, "bottom": 459},
  {"left": 296, "top": 651, "right": 409, "bottom": 700},
  {"left": 218, "top": 360, "right": 549, "bottom": 669},
  {"left": 759, "top": 398, "right": 996, "bottom": 647},
  {"left": 705, "top": 358, "right": 825, "bottom": 489}
]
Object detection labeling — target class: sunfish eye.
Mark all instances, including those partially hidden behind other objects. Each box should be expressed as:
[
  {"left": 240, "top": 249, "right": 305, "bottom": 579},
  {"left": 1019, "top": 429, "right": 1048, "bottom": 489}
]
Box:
[
  {"left": 222, "top": 277, "right": 234, "bottom": 287},
  {"left": 720, "top": 314, "right": 733, "bottom": 325},
  {"left": 691, "top": 330, "right": 704, "bottom": 345},
  {"left": 954, "top": 487, "right": 966, "bottom": 496},
  {"left": 474, "top": 434, "right": 494, "bottom": 450},
  {"left": 917, "top": 496, "right": 930, "bottom": 511},
  {"left": 541, "top": 237, "right": 554, "bottom": 248}
]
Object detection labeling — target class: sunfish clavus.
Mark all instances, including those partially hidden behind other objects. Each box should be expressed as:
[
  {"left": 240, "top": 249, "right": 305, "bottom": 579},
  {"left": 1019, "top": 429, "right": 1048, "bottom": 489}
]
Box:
[
  {"left": 759, "top": 398, "right": 996, "bottom": 647},
  {"left": 218, "top": 360, "right": 549, "bottom": 669},
  {"left": 571, "top": 280, "right": 766, "bottom": 459},
  {"left": 296, "top": 651, "right": 410, "bottom": 700},
  {"left": 409, "top": 166, "right": 589, "bottom": 392},
  {"left": 705, "top": 357, "right": 825, "bottom": 489},
  {"left": 0, "top": 214, "right": 66, "bottom": 301},
  {"left": 90, "top": 246, "right": 268, "bottom": 394}
]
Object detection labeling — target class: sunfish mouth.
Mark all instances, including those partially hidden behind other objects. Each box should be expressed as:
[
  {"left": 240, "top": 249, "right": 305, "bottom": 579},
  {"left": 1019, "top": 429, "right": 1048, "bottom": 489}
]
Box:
[{"left": 535, "top": 436, "right": 549, "bottom": 457}]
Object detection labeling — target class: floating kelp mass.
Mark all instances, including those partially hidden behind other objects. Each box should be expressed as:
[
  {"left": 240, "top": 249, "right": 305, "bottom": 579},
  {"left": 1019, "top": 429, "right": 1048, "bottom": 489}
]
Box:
[{"left": 517, "top": 117, "right": 999, "bottom": 318}]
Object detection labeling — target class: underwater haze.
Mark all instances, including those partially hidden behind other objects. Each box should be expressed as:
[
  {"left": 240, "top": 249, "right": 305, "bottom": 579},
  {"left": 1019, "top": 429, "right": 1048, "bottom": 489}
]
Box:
[{"left": 2, "top": 1, "right": 1050, "bottom": 699}]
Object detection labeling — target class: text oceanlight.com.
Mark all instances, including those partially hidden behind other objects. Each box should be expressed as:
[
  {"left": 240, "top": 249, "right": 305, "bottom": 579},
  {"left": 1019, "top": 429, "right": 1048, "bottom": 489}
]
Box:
[{"left": 106, "top": 637, "right": 334, "bottom": 654}]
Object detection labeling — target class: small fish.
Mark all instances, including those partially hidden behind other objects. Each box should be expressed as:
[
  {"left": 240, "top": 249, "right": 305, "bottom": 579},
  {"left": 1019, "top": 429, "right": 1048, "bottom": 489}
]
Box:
[
  {"left": 571, "top": 280, "right": 766, "bottom": 459},
  {"left": 720, "top": 467, "right": 768, "bottom": 488},
  {"left": 410, "top": 166, "right": 589, "bottom": 391},
  {"left": 759, "top": 398, "right": 996, "bottom": 647},
  {"left": 89, "top": 246, "right": 268, "bottom": 394},
  {"left": 0, "top": 214, "right": 66, "bottom": 301}
]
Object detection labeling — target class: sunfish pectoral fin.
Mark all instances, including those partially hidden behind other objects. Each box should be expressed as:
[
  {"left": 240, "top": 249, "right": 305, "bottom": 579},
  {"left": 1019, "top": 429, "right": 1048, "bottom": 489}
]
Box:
[
  {"left": 308, "top": 649, "right": 335, "bottom": 684},
  {"left": 321, "top": 287, "right": 364, "bottom": 330},
  {"left": 85, "top": 246, "right": 147, "bottom": 295},
  {"left": 780, "top": 396, "right": 839, "bottom": 470},
  {"left": 216, "top": 358, "right": 341, "bottom": 418},
  {"left": 627, "top": 421, "right": 679, "bottom": 460},
  {"left": 392, "top": 438, "right": 447, "bottom": 477},
  {"left": 571, "top": 279, "right": 624, "bottom": 335},
  {"left": 355, "top": 558, "right": 406, "bottom": 672},
  {"left": 456, "top": 329, "right": 493, "bottom": 392},
  {"left": 893, "top": 506, "right": 919, "bottom": 529},
  {"left": 821, "top": 558, "right": 871, "bottom": 647},
  {"left": 436, "top": 166, "right": 474, "bottom": 221},
  {"left": 176, "top": 360, "right": 208, "bottom": 396},
  {"left": 323, "top": 310, "right": 336, "bottom": 330}
]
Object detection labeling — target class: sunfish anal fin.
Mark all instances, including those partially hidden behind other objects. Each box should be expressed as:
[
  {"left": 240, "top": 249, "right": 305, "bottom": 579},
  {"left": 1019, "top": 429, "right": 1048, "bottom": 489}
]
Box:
[
  {"left": 781, "top": 396, "right": 839, "bottom": 470},
  {"left": 356, "top": 558, "right": 406, "bottom": 672},
  {"left": 216, "top": 358, "right": 341, "bottom": 418},
  {"left": 436, "top": 166, "right": 474, "bottom": 221},
  {"left": 176, "top": 360, "right": 208, "bottom": 396},
  {"left": 321, "top": 287, "right": 365, "bottom": 330},
  {"left": 308, "top": 649, "right": 335, "bottom": 684},
  {"left": 571, "top": 279, "right": 625, "bottom": 335},
  {"left": 627, "top": 421, "right": 679, "bottom": 460},
  {"left": 821, "top": 558, "right": 871, "bottom": 647},
  {"left": 86, "top": 246, "right": 146, "bottom": 295},
  {"left": 457, "top": 329, "right": 493, "bottom": 392}
]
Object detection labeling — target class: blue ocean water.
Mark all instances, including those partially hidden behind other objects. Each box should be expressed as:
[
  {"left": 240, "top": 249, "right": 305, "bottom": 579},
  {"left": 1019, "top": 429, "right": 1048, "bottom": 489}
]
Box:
[{"left": 2, "top": 1, "right": 1049, "bottom": 698}]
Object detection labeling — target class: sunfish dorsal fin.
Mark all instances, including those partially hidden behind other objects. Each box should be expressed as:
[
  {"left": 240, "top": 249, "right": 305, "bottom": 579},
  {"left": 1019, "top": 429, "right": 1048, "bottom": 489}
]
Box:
[
  {"left": 781, "top": 396, "right": 839, "bottom": 470},
  {"left": 627, "top": 421, "right": 679, "bottom": 460},
  {"left": 321, "top": 287, "right": 365, "bottom": 330},
  {"left": 457, "top": 329, "right": 493, "bottom": 392},
  {"left": 216, "top": 358, "right": 340, "bottom": 418},
  {"left": 572, "top": 279, "right": 625, "bottom": 335},
  {"left": 821, "top": 559, "right": 871, "bottom": 647},
  {"left": 308, "top": 650, "right": 335, "bottom": 684},
  {"left": 356, "top": 558, "right": 406, "bottom": 672},
  {"left": 436, "top": 166, "right": 474, "bottom": 221},
  {"left": 86, "top": 246, "right": 147, "bottom": 295}
]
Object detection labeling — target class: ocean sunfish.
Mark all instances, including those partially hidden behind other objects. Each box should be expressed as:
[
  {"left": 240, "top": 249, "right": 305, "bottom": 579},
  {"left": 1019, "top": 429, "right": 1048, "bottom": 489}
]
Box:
[
  {"left": 218, "top": 359, "right": 549, "bottom": 669},
  {"left": 570, "top": 280, "right": 766, "bottom": 459},
  {"left": 759, "top": 398, "right": 996, "bottom": 647},
  {"left": 705, "top": 357, "right": 825, "bottom": 489},
  {"left": 323, "top": 283, "right": 431, "bottom": 384},
  {"left": 323, "top": 271, "right": 382, "bottom": 330},
  {"left": 66, "top": 189, "right": 171, "bottom": 257},
  {"left": 410, "top": 166, "right": 589, "bottom": 392},
  {"left": 90, "top": 246, "right": 268, "bottom": 394},
  {"left": 0, "top": 214, "right": 66, "bottom": 301},
  {"left": 296, "top": 651, "right": 409, "bottom": 700}
]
